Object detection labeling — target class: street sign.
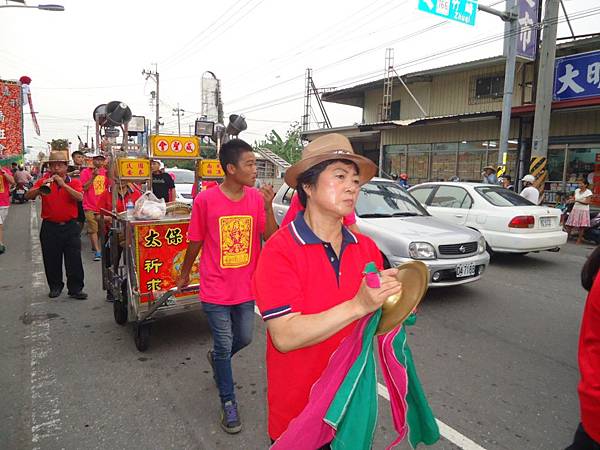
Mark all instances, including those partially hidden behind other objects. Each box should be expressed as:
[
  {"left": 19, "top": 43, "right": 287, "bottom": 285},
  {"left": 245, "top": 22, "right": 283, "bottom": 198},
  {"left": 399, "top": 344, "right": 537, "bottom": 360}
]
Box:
[
  {"left": 516, "top": 0, "right": 540, "bottom": 61},
  {"left": 149, "top": 135, "right": 200, "bottom": 159},
  {"left": 553, "top": 50, "right": 600, "bottom": 101},
  {"left": 417, "top": 0, "right": 479, "bottom": 26}
]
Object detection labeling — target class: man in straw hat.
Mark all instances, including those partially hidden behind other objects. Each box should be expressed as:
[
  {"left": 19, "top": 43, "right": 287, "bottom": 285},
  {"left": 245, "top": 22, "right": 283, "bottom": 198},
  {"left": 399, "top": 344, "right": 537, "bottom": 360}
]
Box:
[
  {"left": 482, "top": 165, "right": 498, "bottom": 184},
  {"left": 26, "top": 151, "right": 87, "bottom": 300},
  {"left": 252, "top": 133, "right": 403, "bottom": 447},
  {"left": 176, "top": 138, "right": 278, "bottom": 434}
]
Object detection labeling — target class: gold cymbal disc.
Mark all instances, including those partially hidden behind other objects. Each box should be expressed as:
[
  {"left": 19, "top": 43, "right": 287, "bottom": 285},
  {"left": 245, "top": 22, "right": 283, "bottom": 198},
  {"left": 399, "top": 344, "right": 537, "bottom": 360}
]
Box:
[{"left": 375, "top": 260, "right": 429, "bottom": 336}]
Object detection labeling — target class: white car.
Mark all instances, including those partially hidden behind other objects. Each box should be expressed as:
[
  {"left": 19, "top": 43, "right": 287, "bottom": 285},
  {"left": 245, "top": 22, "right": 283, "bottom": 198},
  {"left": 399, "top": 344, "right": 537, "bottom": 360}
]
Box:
[
  {"left": 273, "top": 178, "right": 490, "bottom": 288},
  {"left": 408, "top": 182, "right": 568, "bottom": 254},
  {"left": 165, "top": 168, "right": 195, "bottom": 205}
]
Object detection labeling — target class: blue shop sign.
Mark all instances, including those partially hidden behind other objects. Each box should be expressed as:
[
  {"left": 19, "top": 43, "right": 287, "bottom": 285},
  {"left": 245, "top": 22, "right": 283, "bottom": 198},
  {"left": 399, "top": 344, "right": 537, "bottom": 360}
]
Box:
[{"left": 553, "top": 50, "right": 600, "bottom": 101}]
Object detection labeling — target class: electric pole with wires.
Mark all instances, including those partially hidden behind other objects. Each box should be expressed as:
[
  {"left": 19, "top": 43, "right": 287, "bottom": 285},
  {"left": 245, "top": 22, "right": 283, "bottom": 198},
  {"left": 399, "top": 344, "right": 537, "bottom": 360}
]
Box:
[{"left": 142, "top": 65, "right": 160, "bottom": 135}]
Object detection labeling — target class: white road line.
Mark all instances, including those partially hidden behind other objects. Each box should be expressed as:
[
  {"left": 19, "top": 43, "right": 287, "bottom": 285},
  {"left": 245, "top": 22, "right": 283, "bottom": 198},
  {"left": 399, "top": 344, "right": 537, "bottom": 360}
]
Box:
[
  {"left": 255, "top": 307, "right": 486, "bottom": 450},
  {"left": 28, "top": 202, "right": 62, "bottom": 449}
]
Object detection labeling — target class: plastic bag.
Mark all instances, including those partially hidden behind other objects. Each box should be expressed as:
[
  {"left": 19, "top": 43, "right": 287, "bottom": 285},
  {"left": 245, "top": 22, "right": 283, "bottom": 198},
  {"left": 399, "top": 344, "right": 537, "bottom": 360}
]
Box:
[{"left": 133, "top": 191, "right": 166, "bottom": 220}]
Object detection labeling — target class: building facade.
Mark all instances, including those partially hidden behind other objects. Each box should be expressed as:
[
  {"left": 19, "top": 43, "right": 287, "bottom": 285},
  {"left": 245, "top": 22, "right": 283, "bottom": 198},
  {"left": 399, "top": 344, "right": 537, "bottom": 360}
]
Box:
[{"left": 305, "top": 36, "right": 600, "bottom": 204}]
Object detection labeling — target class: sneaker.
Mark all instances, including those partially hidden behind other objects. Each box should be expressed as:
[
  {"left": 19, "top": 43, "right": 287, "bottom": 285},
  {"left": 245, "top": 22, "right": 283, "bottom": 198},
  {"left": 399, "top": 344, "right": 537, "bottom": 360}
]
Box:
[
  {"left": 207, "top": 350, "right": 217, "bottom": 385},
  {"left": 220, "top": 400, "right": 242, "bottom": 434},
  {"left": 68, "top": 291, "right": 88, "bottom": 300},
  {"left": 48, "top": 289, "right": 62, "bottom": 298},
  {"left": 93, "top": 251, "right": 102, "bottom": 261}
]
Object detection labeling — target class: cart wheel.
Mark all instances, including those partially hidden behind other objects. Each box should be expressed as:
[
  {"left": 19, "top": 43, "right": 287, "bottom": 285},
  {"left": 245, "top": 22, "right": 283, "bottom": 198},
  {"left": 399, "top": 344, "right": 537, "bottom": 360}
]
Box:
[
  {"left": 113, "top": 280, "right": 128, "bottom": 325},
  {"left": 134, "top": 323, "right": 151, "bottom": 352}
]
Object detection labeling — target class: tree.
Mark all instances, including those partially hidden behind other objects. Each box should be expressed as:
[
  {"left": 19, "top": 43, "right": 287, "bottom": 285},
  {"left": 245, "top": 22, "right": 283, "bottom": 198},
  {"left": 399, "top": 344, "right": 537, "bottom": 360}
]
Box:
[{"left": 254, "top": 122, "right": 303, "bottom": 164}]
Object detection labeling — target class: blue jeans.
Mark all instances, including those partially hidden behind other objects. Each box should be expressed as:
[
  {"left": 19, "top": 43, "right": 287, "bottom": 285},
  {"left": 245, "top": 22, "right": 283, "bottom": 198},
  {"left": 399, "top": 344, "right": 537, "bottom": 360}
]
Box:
[{"left": 202, "top": 300, "right": 255, "bottom": 404}]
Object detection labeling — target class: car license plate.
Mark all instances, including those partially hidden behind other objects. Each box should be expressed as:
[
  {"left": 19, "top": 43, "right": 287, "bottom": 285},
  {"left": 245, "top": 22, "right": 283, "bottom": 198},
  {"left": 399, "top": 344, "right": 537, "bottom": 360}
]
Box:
[
  {"left": 16, "top": 190, "right": 24, "bottom": 194},
  {"left": 456, "top": 263, "right": 476, "bottom": 278},
  {"left": 540, "top": 217, "right": 553, "bottom": 228}
]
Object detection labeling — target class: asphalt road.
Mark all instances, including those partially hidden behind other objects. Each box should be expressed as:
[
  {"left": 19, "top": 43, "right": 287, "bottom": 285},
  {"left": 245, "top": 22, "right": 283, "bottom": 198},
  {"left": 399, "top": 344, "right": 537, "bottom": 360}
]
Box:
[{"left": 0, "top": 201, "right": 591, "bottom": 450}]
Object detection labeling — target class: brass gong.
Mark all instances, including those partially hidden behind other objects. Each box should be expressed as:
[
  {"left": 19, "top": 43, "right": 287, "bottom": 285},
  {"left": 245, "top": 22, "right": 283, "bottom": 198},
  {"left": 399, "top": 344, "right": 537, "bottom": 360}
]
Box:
[{"left": 375, "top": 261, "right": 429, "bottom": 335}]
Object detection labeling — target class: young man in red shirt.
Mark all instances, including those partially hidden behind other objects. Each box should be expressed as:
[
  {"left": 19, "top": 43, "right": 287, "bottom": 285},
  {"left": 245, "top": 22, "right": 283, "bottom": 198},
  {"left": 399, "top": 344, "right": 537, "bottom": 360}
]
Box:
[
  {"left": 0, "top": 165, "right": 16, "bottom": 254},
  {"left": 80, "top": 153, "right": 108, "bottom": 261},
  {"left": 176, "top": 139, "right": 278, "bottom": 434},
  {"left": 26, "top": 152, "right": 87, "bottom": 299}
]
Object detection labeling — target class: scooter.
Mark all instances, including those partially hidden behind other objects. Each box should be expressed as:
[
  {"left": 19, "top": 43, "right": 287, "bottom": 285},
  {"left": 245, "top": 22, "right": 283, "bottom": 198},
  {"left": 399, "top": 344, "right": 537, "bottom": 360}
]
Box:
[
  {"left": 584, "top": 212, "right": 600, "bottom": 245},
  {"left": 11, "top": 182, "right": 29, "bottom": 204}
]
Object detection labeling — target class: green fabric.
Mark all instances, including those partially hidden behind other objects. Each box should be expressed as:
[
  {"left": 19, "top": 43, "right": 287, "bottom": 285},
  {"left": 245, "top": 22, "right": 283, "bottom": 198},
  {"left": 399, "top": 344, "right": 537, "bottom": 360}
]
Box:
[
  {"left": 326, "top": 310, "right": 380, "bottom": 450},
  {"left": 392, "top": 325, "right": 440, "bottom": 448}
]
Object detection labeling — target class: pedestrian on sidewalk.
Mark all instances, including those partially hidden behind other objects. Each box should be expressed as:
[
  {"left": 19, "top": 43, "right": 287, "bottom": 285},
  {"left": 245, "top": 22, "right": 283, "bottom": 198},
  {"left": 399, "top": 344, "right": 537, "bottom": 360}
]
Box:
[
  {"left": 25, "top": 151, "right": 87, "bottom": 300},
  {"left": 565, "top": 180, "right": 593, "bottom": 245},
  {"left": 482, "top": 166, "right": 497, "bottom": 184},
  {"left": 0, "top": 165, "right": 16, "bottom": 254},
  {"left": 520, "top": 174, "right": 540, "bottom": 205},
  {"left": 80, "top": 153, "right": 108, "bottom": 261},
  {"left": 176, "top": 139, "right": 278, "bottom": 434},
  {"left": 252, "top": 133, "right": 402, "bottom": 446},
  {"left": 565, "top": 246, "right": 600, "bottom": 449}
]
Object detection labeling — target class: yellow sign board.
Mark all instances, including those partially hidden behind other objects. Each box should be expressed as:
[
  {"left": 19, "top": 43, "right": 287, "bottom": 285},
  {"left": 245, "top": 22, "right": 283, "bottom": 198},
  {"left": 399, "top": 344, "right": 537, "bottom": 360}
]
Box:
[
  {"left": 117, "top": 158, "right": 151, "bottom": 179},
  {"left": 199, "top": 159, "right": 225, "bottom": 178},
  {"left": 150, "top": 135, "right": 201, "bottom": 159}
]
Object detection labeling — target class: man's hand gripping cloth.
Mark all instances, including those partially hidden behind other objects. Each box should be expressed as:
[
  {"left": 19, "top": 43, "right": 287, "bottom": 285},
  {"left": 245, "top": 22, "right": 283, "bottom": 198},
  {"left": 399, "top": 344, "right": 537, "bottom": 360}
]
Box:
[{"left": 271, "top": 311, "right": 439, "bottom": 450}]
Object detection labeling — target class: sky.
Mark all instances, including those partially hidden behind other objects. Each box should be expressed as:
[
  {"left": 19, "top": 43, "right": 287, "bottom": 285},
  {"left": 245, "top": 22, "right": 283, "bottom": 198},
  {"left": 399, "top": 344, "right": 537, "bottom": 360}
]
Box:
[{"left": 0, "top": 0, "right": 597, "bottom": 157}]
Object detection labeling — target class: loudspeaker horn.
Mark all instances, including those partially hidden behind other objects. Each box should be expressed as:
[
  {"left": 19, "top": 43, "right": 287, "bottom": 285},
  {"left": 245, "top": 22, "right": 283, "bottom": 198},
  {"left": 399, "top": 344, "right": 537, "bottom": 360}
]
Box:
[
  {"left": 225, "top": 114, "right": 247, "bottom": 137},
  {"left": 93, "top": 104, "right": 107, "bottom": 124},
  {"left": 104, "top": 101, "right": 132, "bottom": 126}
]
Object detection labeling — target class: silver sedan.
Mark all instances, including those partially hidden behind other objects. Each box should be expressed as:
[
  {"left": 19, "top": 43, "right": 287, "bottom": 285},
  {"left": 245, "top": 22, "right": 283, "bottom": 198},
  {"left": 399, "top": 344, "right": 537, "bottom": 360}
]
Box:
[{"left": 272, "top": 178, "right": 490, "bottom": 288}]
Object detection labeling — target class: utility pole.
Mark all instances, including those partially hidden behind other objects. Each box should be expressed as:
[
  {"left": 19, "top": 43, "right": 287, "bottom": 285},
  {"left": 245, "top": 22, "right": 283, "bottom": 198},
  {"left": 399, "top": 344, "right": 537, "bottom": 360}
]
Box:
[
  {"left": 142, "top": 65, "right": 160, "bottom": 135},
  {"left": 172, "top": 104, "right": 184, "bottom": 136},
  {"left": 477, "top": 0, "right": 519, "bottom": 177},
  {"left": 531, "top": 0, "right": 560, "bottom": 194}
]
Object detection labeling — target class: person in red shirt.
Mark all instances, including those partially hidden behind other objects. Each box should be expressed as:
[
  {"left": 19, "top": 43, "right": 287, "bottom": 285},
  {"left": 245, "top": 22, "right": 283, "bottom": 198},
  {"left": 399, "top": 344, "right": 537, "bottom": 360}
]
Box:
[
  {"left": 0, "top": 166, "right": 16, "bottom": 254},
  {"left": 80, "top": 153, "right": 108, "bottom": 261},
  {"left": 26, "top": 152, "right": 87, "bottom": 300},
  {"left": 176, "top": 139, "right": 278, "bottom": 434},
  {"left": 252, "top": 133, "right": 402, "bottom": 445},
  {"left": 566, "top": 247, "right": 600, "bottom": 449}
]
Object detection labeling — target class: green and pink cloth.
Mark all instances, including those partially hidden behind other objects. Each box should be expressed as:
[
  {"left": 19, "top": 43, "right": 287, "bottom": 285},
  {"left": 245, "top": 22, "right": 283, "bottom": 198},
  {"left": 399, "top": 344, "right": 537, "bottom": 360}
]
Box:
[{"left": 271, "top": 310, "right": 439, "bottom": 449}]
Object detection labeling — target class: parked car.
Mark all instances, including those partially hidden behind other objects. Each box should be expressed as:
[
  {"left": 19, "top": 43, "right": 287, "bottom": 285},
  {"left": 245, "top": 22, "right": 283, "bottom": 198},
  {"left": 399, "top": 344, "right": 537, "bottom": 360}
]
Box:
[
  {"left": 272, "top": 178, "right": 490, "bottom": 288},
  {"left": 408, "top": 182, "right": 567, "bottom": 254},
  {"left": 165, "top": 168, "right": 194, "bottom": 205}
]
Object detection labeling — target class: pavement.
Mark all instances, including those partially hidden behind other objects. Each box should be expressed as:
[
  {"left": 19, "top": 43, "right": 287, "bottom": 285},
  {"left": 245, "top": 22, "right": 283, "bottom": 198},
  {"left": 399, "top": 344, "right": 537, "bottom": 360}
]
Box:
[{"left": 0, "top": 200, "right": 593, "bottom": 450}]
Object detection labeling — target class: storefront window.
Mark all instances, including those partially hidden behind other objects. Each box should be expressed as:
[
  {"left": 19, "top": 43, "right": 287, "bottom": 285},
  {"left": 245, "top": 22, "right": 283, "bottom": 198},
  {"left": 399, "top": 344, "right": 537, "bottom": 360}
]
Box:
[
  {"left": 547, "top": 147, "right": 565, "bottom": 182},
  {"left": 383, "top": 145, "right": 407, "bottom": 177},
  {"left": 431, "top": 143, "right": 458, "bottom": 181},
  {"left": 407, "top": 144, "right": 430, "bottom": 184},
  {"left": 458, "top": 141, "right": 487, "bottom": 182}
]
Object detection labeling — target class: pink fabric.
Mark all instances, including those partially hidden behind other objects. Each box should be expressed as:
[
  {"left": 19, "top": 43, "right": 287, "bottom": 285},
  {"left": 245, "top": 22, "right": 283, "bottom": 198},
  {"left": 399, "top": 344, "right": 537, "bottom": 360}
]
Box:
[
  {"left": 566, "top": 208, "right": 591, "bottom": 227},
  {"left": 188, "top": 185, "right": 266, "bottom": 305},
  {"left": 0, "top": 168, "right": 11, "bottom": 207},
  {"left": 378, "top": 328, "right": 410, "bottom": 449},
  {"left": 80, "top": 167, "right": 108, "bottom": 212},
  {"left": 281, "top": 193, "right": 357, "bottom": 228},
  {"left": 272, "top": 315, "right": 371, "bottom": 450}
]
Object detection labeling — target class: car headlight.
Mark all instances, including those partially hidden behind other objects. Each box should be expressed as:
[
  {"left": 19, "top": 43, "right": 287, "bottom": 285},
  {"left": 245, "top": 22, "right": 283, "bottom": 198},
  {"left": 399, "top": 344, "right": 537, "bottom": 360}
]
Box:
[
  {"left": 409, "top": 242, "right": 436, "bottom": 260},
  {"left": 478, "top": 236, "right": 486, "bottom": 254}
]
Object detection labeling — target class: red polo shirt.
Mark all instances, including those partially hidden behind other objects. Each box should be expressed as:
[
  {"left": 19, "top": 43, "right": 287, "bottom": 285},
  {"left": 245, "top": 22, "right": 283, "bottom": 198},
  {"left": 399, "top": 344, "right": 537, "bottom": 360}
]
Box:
[
  {"left": 33, "top": 175, "right": 82, "bottom": 223},
  {"left": 252, "top": 212, "right": 382, "bottom": 440},
  {"left": 578, "top": 273, "right": 600, "bottom": 442}
]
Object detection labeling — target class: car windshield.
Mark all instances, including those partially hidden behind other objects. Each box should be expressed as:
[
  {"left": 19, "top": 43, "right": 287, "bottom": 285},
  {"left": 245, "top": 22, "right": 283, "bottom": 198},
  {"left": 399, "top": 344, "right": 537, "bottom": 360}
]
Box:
[
  {"left": 356, "top": 180, "right": 428, "bottom": 218},
  {"left": 167, "top": 170, "right": 194, "bottom": 184},
  {"left": 475, "top": 186, "right": 534, "bottom": 207}
]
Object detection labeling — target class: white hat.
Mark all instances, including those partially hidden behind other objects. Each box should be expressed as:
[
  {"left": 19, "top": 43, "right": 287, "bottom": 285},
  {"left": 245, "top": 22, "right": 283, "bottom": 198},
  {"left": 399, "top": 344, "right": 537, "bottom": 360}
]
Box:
[{"left": 522, "top": 174, "right": 535, "bottom": 183}]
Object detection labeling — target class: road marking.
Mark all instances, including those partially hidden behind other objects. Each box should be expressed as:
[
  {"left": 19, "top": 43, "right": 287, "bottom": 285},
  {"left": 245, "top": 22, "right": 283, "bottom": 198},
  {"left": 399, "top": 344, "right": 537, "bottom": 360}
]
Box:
[
  {"left": 254, "top": 306, "right": 486, "bottom": 450},
  {"left": 28, "top": 202, "right": 62, "bottom": 449}
]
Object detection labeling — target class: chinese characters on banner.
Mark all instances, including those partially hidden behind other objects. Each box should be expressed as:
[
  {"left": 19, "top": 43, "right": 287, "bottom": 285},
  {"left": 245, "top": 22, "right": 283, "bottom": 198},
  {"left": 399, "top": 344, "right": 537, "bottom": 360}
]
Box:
[
  {"left": 0, "top": 79, "right": 23, "bottom": 160},
  {"left": 199, "top": 159, "right": 225, "bottom": 178},
  {"left": 118, "top": 158, "right": 151, "bottom": 179},
  {"left": 135, "top": 221, "right": 200, "bottom": 302},
  {"left": 517, "top": 0, "right": 539, "bottom": 61},
  {"left": 554, "top": 50, "right": 600, "bottom": 101},
  {"left": 149, "top": 135, "right": 200, "bottom": 159}
]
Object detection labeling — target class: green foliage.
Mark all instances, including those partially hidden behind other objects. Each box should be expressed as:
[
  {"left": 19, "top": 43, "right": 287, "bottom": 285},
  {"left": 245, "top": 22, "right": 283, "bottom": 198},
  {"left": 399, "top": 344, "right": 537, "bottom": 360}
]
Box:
[
  {"left": 254, "top": 122, "right": 303, "bottom": 164},
  {"left": 49, "top": 139, "right": 70, "bottom": 151}
]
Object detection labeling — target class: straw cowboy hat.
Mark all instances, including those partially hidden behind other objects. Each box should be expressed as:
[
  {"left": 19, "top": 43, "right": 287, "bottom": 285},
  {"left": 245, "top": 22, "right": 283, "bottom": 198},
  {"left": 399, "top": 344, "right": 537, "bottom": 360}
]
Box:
[
  {"left": 284, "top": 133, "right": 377, "bottom": 189},
  {"left": 482, "top": 165, "right": 496, "bottom": 172},
  {"left": 47, "top": 151, "right": 69, "bottom": 163}
]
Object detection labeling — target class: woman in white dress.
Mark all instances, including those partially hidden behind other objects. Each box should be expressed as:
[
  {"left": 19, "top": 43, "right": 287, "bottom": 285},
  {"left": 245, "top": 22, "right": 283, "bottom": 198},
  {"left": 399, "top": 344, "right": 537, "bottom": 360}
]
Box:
[{"left": 565, "top": 179, "right": 593, "bottom": 245}]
